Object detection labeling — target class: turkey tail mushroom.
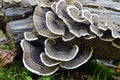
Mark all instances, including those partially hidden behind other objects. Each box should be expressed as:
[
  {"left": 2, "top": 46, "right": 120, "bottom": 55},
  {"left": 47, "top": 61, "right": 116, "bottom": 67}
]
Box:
[
  {"left": 40, "top": 52, "right": 60, "bottom": 67},
  {"left": 90, "top": 14, "right": 103, "bottom": 36},
  {"left": 20, "top": 39, "right": 59, "bottom": 76},
  {"left": 45, "top": 39, "right": 79, "bottom": 61},
  {"left": 60, "top": 47, "right": 93, "bottom": 69},
  {"left": 19, "top": 0, "right": 115, "bottom": 76},
  {"left": 33, "top": 6, "right": 60, "bottom": 39},
  {"left": 66, "top": 5, "right": 85, "bottom": 22},
  {"left": 56, "top": 0, "right": 90, "bottom": 37},
  {"left": 62, "top": 28, "right": 75, "bottom": 41},
  {"left": 46, "top": 11, "right": 65, "bottom": 35},
  {"left": 24, "top": 32, "right": 38, "bottom": 41}
]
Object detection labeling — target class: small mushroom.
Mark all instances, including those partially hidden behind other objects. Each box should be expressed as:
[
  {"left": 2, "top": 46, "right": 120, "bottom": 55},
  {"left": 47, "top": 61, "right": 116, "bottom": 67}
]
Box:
[
  {"left": 46, "top": 11, "right": 65, "bottom": 35},
  {"left": 60, "top": 47, "right": 93, "bottom": 69},
  {"left": 81, "top": 10, "right": 92, "bottom": 25},
  {"left": 33, "top": 6, "right": 60, "bottom": 39},
  {"left": 90, "top": 14, "right": 103, "bottom": 36},
  {"left": 66, "top": 5, "right": 85, "bottom": 22},
  {"left": 24, "top": 31, "right": 38, "bottom": 41},
  {"left": 20, "top": 39, "right": 59, "bottom": 76},
  {"left": 45, "top": 39, "right": 79, "bottom": 61},
  {"left": 56, "top": 0, "right": 67, "bottom": 20},
  {"left": 40, "top": 52, "right": 60, "bottom": 67},
  {"left": 51, "top": 2, "right": 57, "bottom": 13},
  {"left": 62, "top": 28, "right": 75, "bottom": 41},
  {"left": 98, "top": 22, "right": 108, "bottom": 31},
  {"left": 112, "top": 38, "right": 120, "bottom": 49},
  {"left": 109, "top": 24, "right": 120, "bottom": 38}
]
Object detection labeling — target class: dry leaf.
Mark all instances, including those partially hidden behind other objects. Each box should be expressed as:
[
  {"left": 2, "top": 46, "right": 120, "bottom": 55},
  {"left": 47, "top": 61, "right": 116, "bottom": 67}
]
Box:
[{"left": 0, "top": 50, "right": 14, "bottom": 67}]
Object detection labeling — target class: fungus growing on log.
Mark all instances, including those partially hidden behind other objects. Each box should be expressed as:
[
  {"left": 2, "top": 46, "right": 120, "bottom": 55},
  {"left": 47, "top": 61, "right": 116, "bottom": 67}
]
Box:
[
  {"left": 21, "top": 39, "right": 59, "bottom": 76},
  {"left": 46, "top": 11, "right": 65, "bottom": 35},
  {"left": 33, "top": 6, "right": 60, "bottom": 39},
  {"left": 19, "top": 0, "right": 101, "bottom": 76},
  {"left": 18, "top": 0, "right": 120, "bottom": 76},
  {"left": 45, "top": 39, "right": 79, "bottom": 61}
]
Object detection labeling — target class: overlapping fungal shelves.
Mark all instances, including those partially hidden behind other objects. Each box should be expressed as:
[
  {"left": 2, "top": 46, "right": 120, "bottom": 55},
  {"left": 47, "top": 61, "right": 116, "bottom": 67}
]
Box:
[{"left": 1, "top": 0, "right": 120, "bottom": 76}]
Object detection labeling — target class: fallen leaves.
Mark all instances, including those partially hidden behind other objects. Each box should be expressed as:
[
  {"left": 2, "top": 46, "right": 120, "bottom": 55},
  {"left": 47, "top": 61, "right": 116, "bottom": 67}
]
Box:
[{"left": 0, "top": 50, "right": 14, "bottom": 67}]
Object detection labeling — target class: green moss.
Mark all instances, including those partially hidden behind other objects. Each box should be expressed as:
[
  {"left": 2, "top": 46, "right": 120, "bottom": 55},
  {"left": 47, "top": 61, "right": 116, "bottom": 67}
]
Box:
[
  {"left": 0, "top": 30, "right": 5, "bottom": 39},
  {"left": 0, "top": 45, "right": 11, "bottom": 50},
  {"left": 0, "top": 60, "right": 32, "bottom": 80}
]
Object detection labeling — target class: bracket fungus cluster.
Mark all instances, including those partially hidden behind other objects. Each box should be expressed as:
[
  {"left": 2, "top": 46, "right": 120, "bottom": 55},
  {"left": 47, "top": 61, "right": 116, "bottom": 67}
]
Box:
[{"left": 19, "top": 0, "right": 120, "bottom": 76}]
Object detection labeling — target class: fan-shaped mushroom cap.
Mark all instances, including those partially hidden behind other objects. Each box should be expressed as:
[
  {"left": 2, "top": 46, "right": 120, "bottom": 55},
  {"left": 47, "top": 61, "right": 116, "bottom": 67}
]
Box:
[
  {"left": 66, "top": 5, "right": 85, "bottom": 22},
  {"left": 56, "top": 0, "right": 67, "bottom": 19},
  {"left": 24, "top": 32, "right": 38, "bottom": 41},
  {"left": 51, "top": 2, "right": 57, "bottom": 13},
  {"left": 98, "top": 22, "right": 108, "bottom": 31},
  {"left": 109, "top": 24, "right": 120, "bottom": 38},
  {"left": 20, "top": 39, "right": 59, "bottom": 76},
  {"left": 81, "top": 10, "right": 92, "bottom": 24},
  {"left": 33, "top": 6, "right": 59, "bottom": 39},
  {"left": 62, "top": 28, "right": 75, "bottom": 41},
  {"left": 60, "top": 47, "right": 93, "bottom": 69},
  {"left": 56, "top": 0, "right": 90, "bottom": 37},
  {"left": 68, "top": 22, "right": 90, "bottom": 37},
  {"left": 40, "top": 52, "right": 60, "bottom": 67},
  {"left": 99, "top": 30, "right": 114, "bottom": 41},
  {"left": 90, "top": 14, "right": 103, "bottom": 36},
  {"left": 45, "top": 39, "right": 79, "bottom": 61},
  {"left": 46, "top": 11, "right": 65, "bottom": 35},
  {"left": 112, "top": 38, "right": 120, "bottom": 49}
]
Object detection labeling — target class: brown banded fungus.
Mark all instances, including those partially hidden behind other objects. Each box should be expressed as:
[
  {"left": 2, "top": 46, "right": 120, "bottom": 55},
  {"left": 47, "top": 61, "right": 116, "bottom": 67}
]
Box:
[{"left": 20, "top": 0, "right": 120, "bottom": 76}]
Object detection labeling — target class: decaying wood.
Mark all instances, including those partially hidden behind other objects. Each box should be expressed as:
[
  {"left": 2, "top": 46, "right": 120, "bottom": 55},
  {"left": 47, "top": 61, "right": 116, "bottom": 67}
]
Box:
[
  {"left": 5, "top": 7, "right": 34, "bottom": 21},
  {"left": 79, "top": 0, "right": 120, "bottom": 27},
  {"left": 6, "top": 17, "right": 34, "bottom": 54},
  {"left": 2, "top": 0, "right": 120, "bottom": 61}
]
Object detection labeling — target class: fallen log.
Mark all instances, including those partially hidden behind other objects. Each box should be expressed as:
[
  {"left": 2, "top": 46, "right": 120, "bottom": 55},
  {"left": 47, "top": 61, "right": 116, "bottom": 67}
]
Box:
[
  {"left": 6, "top": 16, "right": 34, "bottom": 55},
  {"left": 3, "top": 0, "right": 120, "bottom": 61},
  {"left": 2, "top": 0, "right": 120, "bottom": 76}
]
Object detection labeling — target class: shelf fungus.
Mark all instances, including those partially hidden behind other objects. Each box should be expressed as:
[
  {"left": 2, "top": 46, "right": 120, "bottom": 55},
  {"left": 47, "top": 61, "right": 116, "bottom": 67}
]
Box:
[
  {"left": 24, "top": 31, "right": 38, "bottom": 41},
  {"left": 21, "top": 39, "right": 93, "bottom": 76},
  {"left": 20, "top": 0, "right": 120, "bottom": 76},
  {"left": 21, "top": 39, "right": 59, "bottom": 76}
]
